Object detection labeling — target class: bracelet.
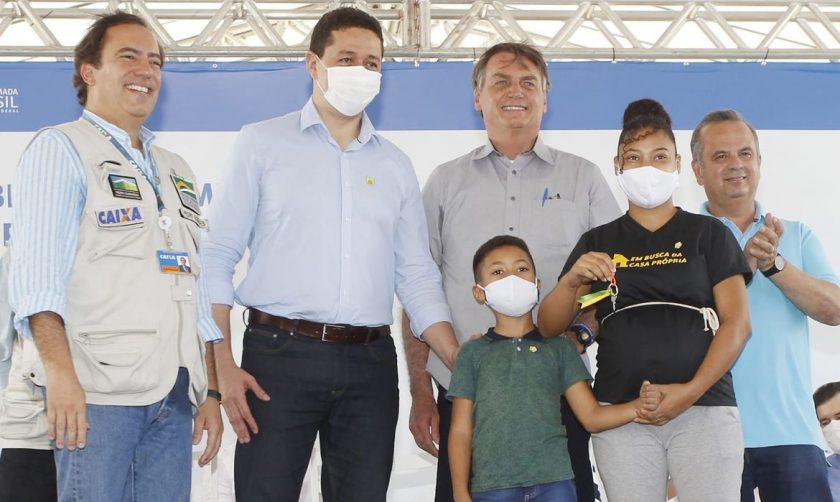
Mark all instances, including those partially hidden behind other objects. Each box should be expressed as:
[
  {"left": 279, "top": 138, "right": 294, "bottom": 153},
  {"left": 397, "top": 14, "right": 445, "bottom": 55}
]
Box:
[{"left": 207, "top": 389, "right": 222, "bottom": 401}]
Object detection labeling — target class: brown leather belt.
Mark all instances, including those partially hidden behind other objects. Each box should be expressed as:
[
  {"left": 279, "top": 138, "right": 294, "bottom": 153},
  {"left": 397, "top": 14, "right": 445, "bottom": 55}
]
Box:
[{"left": 247, "top": 309, "right": 389, "bottom": 344}]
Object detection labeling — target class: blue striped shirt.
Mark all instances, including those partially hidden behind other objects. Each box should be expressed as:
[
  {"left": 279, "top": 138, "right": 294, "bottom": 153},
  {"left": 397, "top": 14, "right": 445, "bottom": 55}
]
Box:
[
  {"left": 9, "top": 110, "right": 222, "bottom": 343},
  {"left": 202, "top": 99, "right": 452, "bottom": 335}
]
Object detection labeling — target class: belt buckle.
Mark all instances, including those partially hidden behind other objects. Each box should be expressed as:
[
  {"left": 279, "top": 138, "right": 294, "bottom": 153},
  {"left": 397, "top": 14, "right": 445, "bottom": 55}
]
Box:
[{"left": 321, "top": 323, "right": 345, "bottom": 342}]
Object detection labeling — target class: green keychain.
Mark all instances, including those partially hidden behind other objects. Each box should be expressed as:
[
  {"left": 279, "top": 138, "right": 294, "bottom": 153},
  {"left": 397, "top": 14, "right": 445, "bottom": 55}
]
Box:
[{"left": 578, "top": 275, "right": 618, "bottom": 310}]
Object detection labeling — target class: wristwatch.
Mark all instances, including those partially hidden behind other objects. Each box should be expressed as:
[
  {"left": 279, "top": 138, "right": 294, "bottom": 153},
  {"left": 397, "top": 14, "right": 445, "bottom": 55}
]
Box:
[
  {"left": 762, "top": 254, "right": 786, "bottom": 278},
  {"left": 569, "top": 323, "right": 595, "bottom": 352}
]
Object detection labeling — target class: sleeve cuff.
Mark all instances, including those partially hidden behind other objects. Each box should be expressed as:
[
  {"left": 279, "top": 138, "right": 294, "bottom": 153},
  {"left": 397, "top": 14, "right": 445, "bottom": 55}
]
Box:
[
  {"left": 408, "top": 303, "right": 453, "bottom": 339},
  {"left": 13, "top": 293, "right": 66, "bottom": 341},
  {"left": 204, "top": 276, "right": 236, "bottom": 307},
  {"left": 197, "top": 317, "right": 224, "bottom": 344}
]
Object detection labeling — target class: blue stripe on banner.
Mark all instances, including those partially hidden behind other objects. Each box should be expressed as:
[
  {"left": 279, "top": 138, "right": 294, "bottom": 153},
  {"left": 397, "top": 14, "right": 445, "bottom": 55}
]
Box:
[{"left": 1, "top": 61, "right": 840, "bottom": 131}]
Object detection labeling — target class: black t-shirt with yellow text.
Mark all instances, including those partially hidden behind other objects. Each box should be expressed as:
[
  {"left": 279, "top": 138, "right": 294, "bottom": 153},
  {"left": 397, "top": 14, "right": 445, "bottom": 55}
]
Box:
[{"left": 561, "top": 209, "right": 751, "bottom": 406}]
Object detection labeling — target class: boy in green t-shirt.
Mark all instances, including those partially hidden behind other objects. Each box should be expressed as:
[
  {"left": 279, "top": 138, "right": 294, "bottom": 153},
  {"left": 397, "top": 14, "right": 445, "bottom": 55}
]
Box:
[{"left": 448, "top": 235, "right": 658, "bottom": 502}]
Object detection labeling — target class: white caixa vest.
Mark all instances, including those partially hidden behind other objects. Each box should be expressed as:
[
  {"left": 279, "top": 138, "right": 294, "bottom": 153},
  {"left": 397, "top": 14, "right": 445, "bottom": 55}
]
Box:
[
  {"left": 0, "top": 118, "right": 210, "bottom": 452},
  {"left": 58, "top": 118, "right": 208, "bottom": 407}
]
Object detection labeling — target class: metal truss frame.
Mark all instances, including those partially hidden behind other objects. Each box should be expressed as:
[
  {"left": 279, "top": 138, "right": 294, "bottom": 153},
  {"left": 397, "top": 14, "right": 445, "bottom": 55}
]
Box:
[{"left": 4, "top": 1, "right": 840, "bottom": 61}]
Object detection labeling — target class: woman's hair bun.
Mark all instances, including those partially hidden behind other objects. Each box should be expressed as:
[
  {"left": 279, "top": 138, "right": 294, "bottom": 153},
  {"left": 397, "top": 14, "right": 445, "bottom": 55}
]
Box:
[{"left": 622, "top": 98, "right": 672, "bottom": 129}]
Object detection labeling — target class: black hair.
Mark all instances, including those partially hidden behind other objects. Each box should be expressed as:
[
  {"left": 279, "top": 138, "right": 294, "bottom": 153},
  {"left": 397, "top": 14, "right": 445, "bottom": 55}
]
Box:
[
  {"left": 617, "top": 98, "right": 676, "bottom": 170},
  {"left": 309, "top": 7, "right": 384, "bottom": 58},
  {"left": 814, "top": 381, "right": 840, "bottom": 409},
  {"left": 472, "top": 235, "right": 536, "bottom": 282},
  {"left": 73, "top": 12, "right": 161, "bottom": 106}
]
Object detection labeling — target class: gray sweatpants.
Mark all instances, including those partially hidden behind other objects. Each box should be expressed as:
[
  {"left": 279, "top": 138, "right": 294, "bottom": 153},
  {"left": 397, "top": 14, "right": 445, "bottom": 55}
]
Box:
[{"left": 592, "top": 406, "right": 743, "bottom": 502}]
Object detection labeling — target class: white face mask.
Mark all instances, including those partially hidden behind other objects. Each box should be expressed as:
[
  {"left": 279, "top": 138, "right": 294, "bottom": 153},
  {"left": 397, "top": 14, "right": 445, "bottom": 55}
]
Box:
[
  {"left": 617, "top": 165, "right": 680, "bottom": 209},
  {"left": 315, "top": 56, "right": 381, "bottom": 117},
  {"left": 478, "top": 275, "right": 539, "bottom": 317},
  {"left": 823, "top": 420, "right": 840, "bottom": 454}
]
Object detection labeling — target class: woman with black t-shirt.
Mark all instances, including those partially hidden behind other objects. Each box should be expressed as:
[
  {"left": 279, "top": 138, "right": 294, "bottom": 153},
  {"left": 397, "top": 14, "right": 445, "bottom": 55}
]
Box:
[{"left": 538, "top": 99, "right": 751, "bottom": 502}]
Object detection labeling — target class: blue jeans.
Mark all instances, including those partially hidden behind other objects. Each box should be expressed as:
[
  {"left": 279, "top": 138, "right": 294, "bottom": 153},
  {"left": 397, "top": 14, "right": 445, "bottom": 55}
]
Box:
[
  {"left": 54, "top": 367, "right": 192, "bottom": 502},
  {"left": 233, "top": 324, "right": 399, "bottom": 502},
  {"left": 741, "top": 444, "right": 832, "bottom": 502},
  {"left": 472, "top": 480, "right": 577, "bottom": 502}
]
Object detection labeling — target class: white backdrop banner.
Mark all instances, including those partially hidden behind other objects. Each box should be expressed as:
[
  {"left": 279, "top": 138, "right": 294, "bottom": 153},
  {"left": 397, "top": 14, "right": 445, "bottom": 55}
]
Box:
[{"left": 1, "top": 62, "right": 839, "bottom": 501}]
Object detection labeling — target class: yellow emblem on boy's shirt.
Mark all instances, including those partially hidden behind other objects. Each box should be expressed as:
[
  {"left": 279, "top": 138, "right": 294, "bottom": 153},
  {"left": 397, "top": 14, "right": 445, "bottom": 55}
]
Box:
[
  {"left": 529, "top": 345, "right": 537, "bottom": 353},
  {"left": 675, "top": 241, "right": 683, "bottom": 249},
  {"left": 365, "top": 176, "right": 375, "bottom": 186}
]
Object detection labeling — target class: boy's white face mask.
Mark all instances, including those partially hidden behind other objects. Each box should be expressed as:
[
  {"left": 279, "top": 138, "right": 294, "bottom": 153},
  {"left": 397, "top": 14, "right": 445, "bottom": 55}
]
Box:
[{"left": 477, "top": 275, "right": 538, "bottom": 317}]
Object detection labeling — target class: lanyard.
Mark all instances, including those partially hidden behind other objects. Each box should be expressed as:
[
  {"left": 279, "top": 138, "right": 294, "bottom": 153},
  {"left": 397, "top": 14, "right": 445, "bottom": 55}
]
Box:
[
  {"left": 82, "top": 115, "right": 166, "bottom": 213},
  {"left": 83, "top": 115, "right": 174, "bottom": 247}
]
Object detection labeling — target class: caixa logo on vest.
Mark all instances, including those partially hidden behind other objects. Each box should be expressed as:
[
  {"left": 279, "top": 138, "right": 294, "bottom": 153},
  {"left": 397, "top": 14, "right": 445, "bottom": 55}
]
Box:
[
  {"left": 96, "top": 207, "right": 144, "bottom": 228},
  {"left": 0, "top": 88, "right": 19, "bottom": 114}
]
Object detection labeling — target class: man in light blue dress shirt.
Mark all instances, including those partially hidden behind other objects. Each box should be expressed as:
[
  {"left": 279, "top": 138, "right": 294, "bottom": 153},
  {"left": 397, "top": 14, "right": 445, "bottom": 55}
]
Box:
[
  {"left": 4, "top": 12, "right": 223, "bottom": 502},
  {"left": 202, "top": 7, "right": 460, "bottom": 502}
]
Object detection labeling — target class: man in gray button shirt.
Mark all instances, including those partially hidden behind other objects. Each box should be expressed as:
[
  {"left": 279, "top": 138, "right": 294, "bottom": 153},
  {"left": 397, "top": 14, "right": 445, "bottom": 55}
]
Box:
[{"left": 403, "top": 42, "right": 621, "bottom": 502}]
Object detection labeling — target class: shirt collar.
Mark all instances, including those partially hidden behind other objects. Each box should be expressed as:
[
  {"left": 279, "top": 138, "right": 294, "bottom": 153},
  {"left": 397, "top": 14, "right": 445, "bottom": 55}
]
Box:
[
  {"left": 299, "top": 97, "right": 377, "bottom": 145},
  {"left": 474, "top": 140, "right": 496, "bottom": 160},
  {"left": 531, "top": 137, "right": 553, "bottom": 163},
  {"left": 484, "top": 327, "right": 544, "bottom": 342},
  {"left": 82, "top": 109, "right": 155, "bottom": 153},
  {"left": 474, "top": 136, "right": 547, "bottom": 163},
  {"left": 699, "top": 200, "right": 764, "bottom": 225}
]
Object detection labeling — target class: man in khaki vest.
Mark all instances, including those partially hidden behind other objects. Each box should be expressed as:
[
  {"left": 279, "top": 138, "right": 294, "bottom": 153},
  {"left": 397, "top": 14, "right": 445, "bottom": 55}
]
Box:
[{"left": 5, "top": 12, "right": 222, "bottom": 501}]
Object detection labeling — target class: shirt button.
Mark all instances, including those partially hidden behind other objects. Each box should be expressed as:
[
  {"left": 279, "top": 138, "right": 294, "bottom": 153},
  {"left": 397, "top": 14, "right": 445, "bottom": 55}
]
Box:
[
  {"left": 510, "top": 196, "right": 516, "bottom": 201},
  {"left": 509, "top": 227, "right": 514, "bottom": 231},
  {"left": 186, "top": 290, "right": 193, "bottom": 297},
  {"left": 512, "top": 170, "right": 518, "bottom": 175}
]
